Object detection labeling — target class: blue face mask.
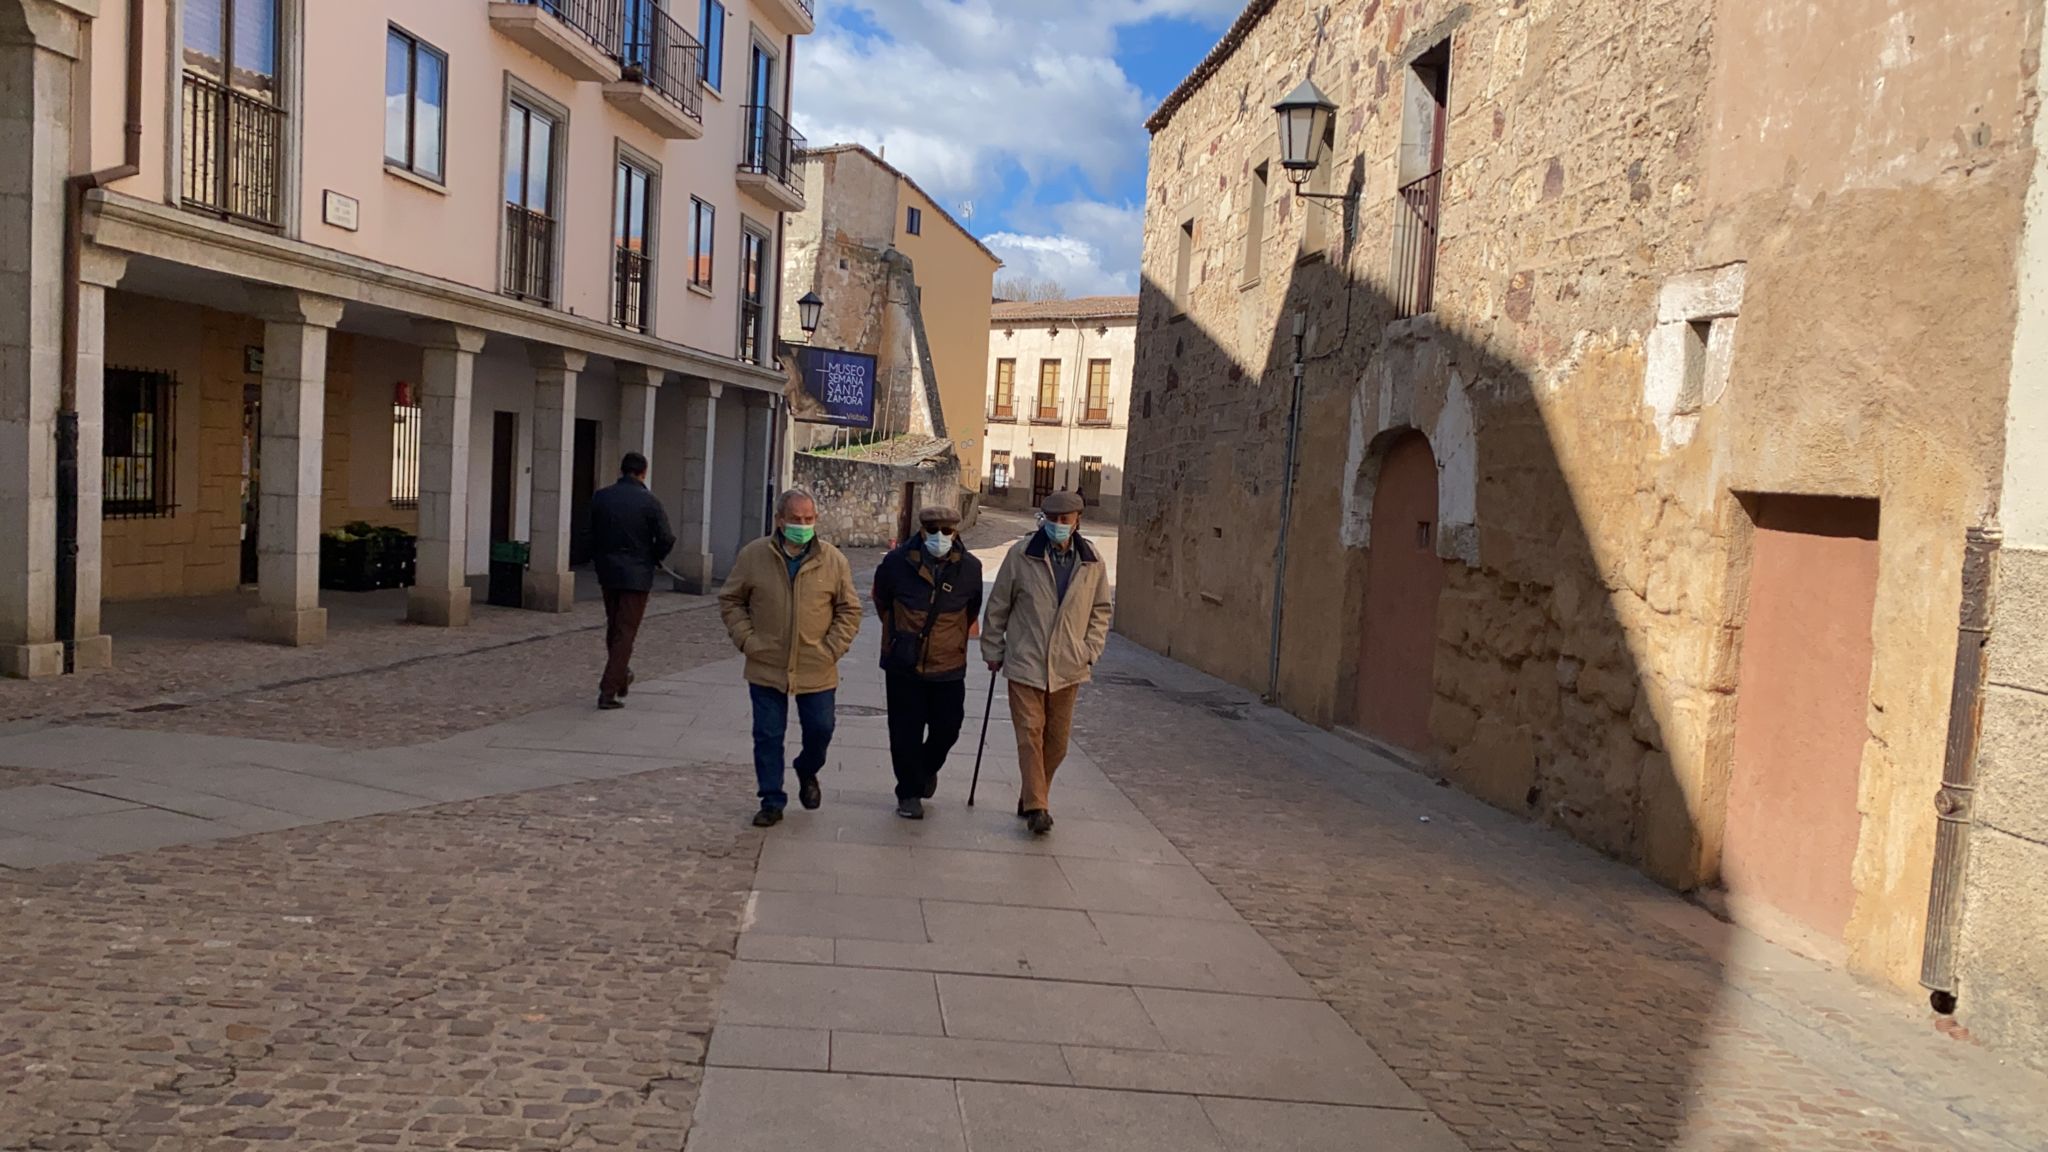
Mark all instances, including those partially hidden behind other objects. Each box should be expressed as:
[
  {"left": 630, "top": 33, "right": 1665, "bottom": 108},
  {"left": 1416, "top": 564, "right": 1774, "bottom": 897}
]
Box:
[
  {"left": 1043, "top": 522, "right": 1074, "bottom": 545},
  {"left": 923, "top": 533, "right": 953, "bottom": 559}
]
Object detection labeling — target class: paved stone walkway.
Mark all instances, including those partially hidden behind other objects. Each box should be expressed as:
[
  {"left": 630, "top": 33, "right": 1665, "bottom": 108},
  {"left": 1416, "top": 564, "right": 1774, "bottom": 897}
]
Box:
[{"left": 673, "top": 657, "right": 1464, "bottom": 1152}]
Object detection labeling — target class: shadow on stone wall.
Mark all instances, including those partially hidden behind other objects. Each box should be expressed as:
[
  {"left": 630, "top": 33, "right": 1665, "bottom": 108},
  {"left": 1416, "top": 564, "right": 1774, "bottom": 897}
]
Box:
[{"left": 1117, "top": 240, "right": 1724, "bottom": 1146}]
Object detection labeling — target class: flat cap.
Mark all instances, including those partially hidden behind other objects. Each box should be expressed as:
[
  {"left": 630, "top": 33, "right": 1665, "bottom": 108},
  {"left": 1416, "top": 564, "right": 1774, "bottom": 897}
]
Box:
[
  {"left": 917, "top": 504, "right": 961, "bottom": 527},
  {"left": 1040, "top": 491, "right": 1085, "bottom": 516}
]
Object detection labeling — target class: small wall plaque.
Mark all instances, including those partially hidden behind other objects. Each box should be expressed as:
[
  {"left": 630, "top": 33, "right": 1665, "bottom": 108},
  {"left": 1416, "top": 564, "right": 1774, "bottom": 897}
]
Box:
[
  {"left": 322, "top": 190, "right": 360, "bottom": 232},
  {"left": 244, "top": 346, "right": 263, "bottom": 374}
]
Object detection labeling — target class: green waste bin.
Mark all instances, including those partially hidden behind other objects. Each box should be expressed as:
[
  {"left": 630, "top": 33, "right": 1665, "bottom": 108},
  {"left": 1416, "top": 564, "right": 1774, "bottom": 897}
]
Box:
[{"left": 488, "top": 539, "right": 529, "bottom": 608}]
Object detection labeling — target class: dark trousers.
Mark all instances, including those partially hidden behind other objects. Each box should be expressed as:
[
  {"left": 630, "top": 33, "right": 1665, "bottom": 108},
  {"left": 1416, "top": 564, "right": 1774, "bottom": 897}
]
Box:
[
  {"left": 885, "top": 670, "right": 968, "bottom": 801},
  {"left": 600, "top": 588, "right": 649, "bottom": 698},
  {"left": 750, "top": 684, "right": 836, "bottom": 811}
]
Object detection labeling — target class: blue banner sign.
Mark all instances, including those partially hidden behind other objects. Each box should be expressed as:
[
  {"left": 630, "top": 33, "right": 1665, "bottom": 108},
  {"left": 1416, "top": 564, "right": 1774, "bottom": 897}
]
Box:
[{"left": 796, "top": 347, "right": 878, "bottom": 428}]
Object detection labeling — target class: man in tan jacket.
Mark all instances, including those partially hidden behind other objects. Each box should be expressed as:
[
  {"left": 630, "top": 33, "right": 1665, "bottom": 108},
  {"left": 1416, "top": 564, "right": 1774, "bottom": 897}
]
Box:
[
  {"left": 980, "top": 491, "right": 1114, "bottom": 836},
  {"left": 719, "top": 489, "right": 863, "bottom": 827}
]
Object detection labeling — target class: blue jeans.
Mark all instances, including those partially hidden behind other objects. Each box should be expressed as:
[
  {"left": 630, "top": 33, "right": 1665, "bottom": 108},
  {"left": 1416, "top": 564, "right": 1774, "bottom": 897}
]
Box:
[{"left": 749, "top": 684, "right": 837, "bottom": 811}]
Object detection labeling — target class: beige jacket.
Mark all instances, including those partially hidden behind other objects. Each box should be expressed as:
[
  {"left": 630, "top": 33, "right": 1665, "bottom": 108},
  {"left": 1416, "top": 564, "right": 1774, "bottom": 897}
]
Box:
[
  {"left": 980, "top": 531, "right": 1113, "bottom": 693},
  {"left": 719, "top": 536, "right": 863, "bottom": 695}
]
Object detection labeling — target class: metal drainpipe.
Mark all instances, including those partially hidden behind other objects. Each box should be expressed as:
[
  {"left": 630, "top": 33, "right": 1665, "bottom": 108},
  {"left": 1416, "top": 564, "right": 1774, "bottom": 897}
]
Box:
[
  {"left": 58, "top": 0, "right": 146, "bottom": 675},
  {"left": 1919, "top": 525, "right": 2002, "bottom": 1014},
  {"left": 1267, "top": 311, "right": 1308, "bottom": 702}
]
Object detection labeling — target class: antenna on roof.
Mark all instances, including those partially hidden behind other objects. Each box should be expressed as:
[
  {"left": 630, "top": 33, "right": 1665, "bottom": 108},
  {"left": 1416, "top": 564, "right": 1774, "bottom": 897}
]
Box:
[{"left": 960, "top": 200, "right": 974, "bottom": 221}]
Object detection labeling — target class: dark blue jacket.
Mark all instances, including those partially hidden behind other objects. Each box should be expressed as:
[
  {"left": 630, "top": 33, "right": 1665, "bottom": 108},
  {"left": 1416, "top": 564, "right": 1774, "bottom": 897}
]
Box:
[{"left": 589, "top": 478, "right": 676, "bottom": 592}]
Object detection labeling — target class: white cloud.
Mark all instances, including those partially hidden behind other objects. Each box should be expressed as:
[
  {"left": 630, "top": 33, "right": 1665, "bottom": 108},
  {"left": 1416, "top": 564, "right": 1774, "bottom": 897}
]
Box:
[
  {"left": 985, "top": 200, "right": 1145, "bottom": 296},
  {"left": 793, "top": 0, "right": 1236, "bottom": 284}
]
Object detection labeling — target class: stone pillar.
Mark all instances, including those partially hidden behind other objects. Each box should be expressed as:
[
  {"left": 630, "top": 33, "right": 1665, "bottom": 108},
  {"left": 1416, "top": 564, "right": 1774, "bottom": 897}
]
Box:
[
  {"left": 742, "top": 391, "right": 775, "bottom": 539},
  {"left": 0, "top": 3, "right": 87, "bottom": 679},
  {"left": 675, "top": 380, "right": 722, "bottom": 593},
  {"left": 617, "top": 363, "right": 662, "bottom": 483},
  {"left": 68, "top": 247, "right": 128, "bottom": 671},
  {"left": 247, "top": 290, "right": 344, "bottom": 646},
  {"left": 523, "top": 345, "right": 583, "bottom": 613},
  {"left": 407, "top": 320, "right": 484, "bottom": 627}
]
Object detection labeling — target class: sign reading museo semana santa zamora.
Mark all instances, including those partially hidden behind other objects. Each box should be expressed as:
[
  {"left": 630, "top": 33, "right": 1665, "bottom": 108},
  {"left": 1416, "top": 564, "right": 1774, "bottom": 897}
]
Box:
[{"left": 795, "top": 347, "right": 878, "bottom": 428}]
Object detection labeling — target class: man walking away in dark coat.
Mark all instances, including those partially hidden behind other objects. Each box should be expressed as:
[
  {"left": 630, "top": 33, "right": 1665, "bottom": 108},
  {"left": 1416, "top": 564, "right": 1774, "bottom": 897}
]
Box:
[
  {"left": 873, "top": 505, "right": 984, "bottom": 819},
  {"left": 589, "top": 452, "right": 675, "bottom": 710}
]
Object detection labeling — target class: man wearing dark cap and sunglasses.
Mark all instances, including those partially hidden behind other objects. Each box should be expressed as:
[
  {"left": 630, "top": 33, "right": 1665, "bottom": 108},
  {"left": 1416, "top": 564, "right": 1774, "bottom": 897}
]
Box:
[
  {"left": 981, "top": 491, "right": 1113, "bottom": 835},
  {"left": 872, "top": 505, "right": 984, "bottom": 818}
]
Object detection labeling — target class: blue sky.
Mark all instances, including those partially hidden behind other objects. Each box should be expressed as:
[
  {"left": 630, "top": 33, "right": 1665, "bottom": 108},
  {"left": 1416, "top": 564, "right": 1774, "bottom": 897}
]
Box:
[{"left": 791, "top": 1, "right": 1243, "bottom": 295}]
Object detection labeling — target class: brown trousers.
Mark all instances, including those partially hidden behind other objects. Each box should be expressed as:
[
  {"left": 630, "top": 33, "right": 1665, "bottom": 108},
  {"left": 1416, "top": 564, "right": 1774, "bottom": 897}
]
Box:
[
  {"left": 600, "top": 588, "right": 649, "bottom": 699},
  {"left": 1008, "top": 681, "right": 1079, "bottom": 814}
]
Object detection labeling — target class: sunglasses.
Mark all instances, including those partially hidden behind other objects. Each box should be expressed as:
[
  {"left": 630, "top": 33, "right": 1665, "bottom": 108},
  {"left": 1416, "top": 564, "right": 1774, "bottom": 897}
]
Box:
[{"left": 924, "top": 526, "right": 956, "bottom": 536}]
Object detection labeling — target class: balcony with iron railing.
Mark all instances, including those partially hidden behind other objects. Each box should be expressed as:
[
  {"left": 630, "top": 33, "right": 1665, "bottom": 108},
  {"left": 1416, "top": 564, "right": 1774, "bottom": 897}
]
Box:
[
  {"left": 504, "top": 204, "right": 558, "bottom": 307},
  {"left": 181, "top": 72, "right": 285, "bottom": 230},
  {"left": 1391, "top": 167, "right": 1443, "bottom": 319},
  {"left": 738, "top": 104, "right": 807, "bottom": 213},
  {"left": 614, "top": 246, "right": 651, "bottom": 333},
  {"left": 607, "top": 3, "right": 704, "bottom": 139},
  {"left": 753, "top": 0, "right": 816, "bottom": 36},
  {"left": 489, "top": 0, "right": 624, "bottom": 83}
]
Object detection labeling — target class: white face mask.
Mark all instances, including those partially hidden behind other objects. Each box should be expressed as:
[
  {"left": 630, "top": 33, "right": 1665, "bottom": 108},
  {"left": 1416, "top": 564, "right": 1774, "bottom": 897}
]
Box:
[{"left": 922, "top": 533, "right": 953, "bottom": 559}]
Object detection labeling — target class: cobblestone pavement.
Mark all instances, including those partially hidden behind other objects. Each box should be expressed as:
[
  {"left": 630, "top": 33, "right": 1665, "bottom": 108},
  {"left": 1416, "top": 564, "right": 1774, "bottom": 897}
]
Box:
[
  {"left": 1073, "top": 643, "right": 2048, "bottom": 1152},
  {"left": 0, "top": 766, "right": 757, "bottom": 1151}
]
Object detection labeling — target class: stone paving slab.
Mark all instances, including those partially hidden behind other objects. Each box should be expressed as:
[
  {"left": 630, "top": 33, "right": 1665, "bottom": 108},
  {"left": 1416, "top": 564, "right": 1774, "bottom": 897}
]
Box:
[{"left": 687, "top": 1068, "right": 967, "bottom": 1152}]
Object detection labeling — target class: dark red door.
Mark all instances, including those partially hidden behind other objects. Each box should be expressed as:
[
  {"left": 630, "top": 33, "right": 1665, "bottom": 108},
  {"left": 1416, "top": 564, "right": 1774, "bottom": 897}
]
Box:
[{"left": 1355, "top": 433, "right": 1445, "bottom": 753}]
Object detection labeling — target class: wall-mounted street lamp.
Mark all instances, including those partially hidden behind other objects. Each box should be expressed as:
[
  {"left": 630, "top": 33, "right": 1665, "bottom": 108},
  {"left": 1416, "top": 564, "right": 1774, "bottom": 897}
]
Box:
[
  {"left": 1272, "top": 79, "right": 1348, "bottom": 202},
  {"left": 796, "top": 291, "right": 824, "bottom": 341}
]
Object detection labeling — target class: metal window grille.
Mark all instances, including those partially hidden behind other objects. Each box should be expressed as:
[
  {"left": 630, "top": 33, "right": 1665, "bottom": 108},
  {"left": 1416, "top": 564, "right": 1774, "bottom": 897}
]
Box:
[
  {"left": 615, "top": 247, "right": 651, "bottom": 332},
  {"left": 990, "top": 451, "right": 1010, "bottom": 494},
  {"left": 504, "top": 203, "right": 557, "bottom": 306},
  {"left": 181, "top": 71, "right": 285, "bottom": 228},
  {"left": 1392, "top": 168, "right": 1443, "bottom": 318},
  {"left": 104, "top": 368, "right": 179, "bottom": 520},
  {"left": 391, "top": 403, "right": 422, "bottom": 508}
]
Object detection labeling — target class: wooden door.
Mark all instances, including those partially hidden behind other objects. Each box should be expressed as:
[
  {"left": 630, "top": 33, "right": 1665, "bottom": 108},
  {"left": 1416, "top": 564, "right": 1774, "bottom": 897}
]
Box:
[
  {"left": 1722, "top": 496, "right": 1881, "bottom": 944},
  {"left": 490, "top": 411, "right": 518, "bottom": 544},
  {"left": 570, "top": 418, "right": 599, "bottom": 566},
  {"left": 1032, "top": 453, "right": 1056, "bottom": 507},
  {"left": 1354, "top": 433, "right": 1444, "bottom": 752}
]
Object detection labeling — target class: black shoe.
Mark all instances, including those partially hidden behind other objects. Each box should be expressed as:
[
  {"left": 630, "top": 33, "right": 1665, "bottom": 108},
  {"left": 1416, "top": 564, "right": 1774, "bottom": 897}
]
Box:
[
  {"left": 620, "top": 670, "right": 634, "bottom": 698},
  {"left": 1025, "top": 810, "right": 1053, "bottom": 836},
  {"left": 597, "top": 694, "right": 624, "bottom": 711},
  {"left": 752, "top": 807, "right": 783, "bottom": 828},
  {"left": 1016, "top": 803, "right": 1029, "bottom": 819},
  {"left": 896, "top": 797, "right": 925, "bottom": 820},
  {"left": 921, "top": 776, "right": 939, "bottom": 800},
  {"left": 798, "top": 776, "right": 822, "bottom": 811}
]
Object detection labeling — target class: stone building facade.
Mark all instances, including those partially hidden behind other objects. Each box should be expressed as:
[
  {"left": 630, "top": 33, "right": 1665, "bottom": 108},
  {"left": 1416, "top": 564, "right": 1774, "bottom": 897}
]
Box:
[
  {"left": 1124, "top": 0, "right": 2046, "bottom": 1063},
  {"left": 982, "top": 296, "right": 1137, "bottom": 515}
]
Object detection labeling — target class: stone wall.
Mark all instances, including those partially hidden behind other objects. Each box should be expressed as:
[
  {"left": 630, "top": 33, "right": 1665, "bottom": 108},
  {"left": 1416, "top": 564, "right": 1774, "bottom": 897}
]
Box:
[
  {"left": 795, "top": 444, "right": 963, "bottom": 549},
  {"left": 1123, "top": 0, "right": 2039, "bottom": 1008}
]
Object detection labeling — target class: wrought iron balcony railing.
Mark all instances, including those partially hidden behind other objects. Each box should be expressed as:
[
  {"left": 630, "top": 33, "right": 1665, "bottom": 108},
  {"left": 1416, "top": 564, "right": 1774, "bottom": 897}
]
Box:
[
  {"left": 181, "top": 72, "right": 285, "bottom": 229},
  {"left": 505, "top": 0, "right": 623, "bottom": 57},
  {"left": 741, "top": 104, "right": 806, "bottom": 193},
  {"left": 622, "top": 2, "right": 703, "bottom": 121}
]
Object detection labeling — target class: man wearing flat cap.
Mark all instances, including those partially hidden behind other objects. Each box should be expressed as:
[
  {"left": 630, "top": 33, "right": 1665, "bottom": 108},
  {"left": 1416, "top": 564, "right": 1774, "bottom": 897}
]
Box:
[
  {"left": 981, "top": 490, "right": 1113, "bottom": 836},
  {"left": 872, "top": 504, "right": 985, "bottom": 818}
]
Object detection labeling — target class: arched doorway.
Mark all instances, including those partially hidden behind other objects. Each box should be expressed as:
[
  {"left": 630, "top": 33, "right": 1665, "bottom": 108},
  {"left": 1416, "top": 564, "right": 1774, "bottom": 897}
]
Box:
[{"left": 1355, "top": 431, "right": 1445, "bottom": 753}]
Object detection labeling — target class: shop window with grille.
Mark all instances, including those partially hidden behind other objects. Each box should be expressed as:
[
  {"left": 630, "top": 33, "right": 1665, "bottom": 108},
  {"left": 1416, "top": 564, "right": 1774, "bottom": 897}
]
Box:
[
  {"left": 391, "top": 399, "right": 422, "bottom": 507},
  {"left": 104, "top": 368, "right": 178, "bottom": 519},
  {"left": 990, "top": 450, "right": 1011, "bottom": 494}
]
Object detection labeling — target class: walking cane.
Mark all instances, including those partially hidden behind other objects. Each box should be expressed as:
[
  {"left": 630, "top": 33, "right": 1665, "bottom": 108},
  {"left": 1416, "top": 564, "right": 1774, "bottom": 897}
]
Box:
[{"left": 967, "top": 672, "right": 998, "bottom": 807}]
